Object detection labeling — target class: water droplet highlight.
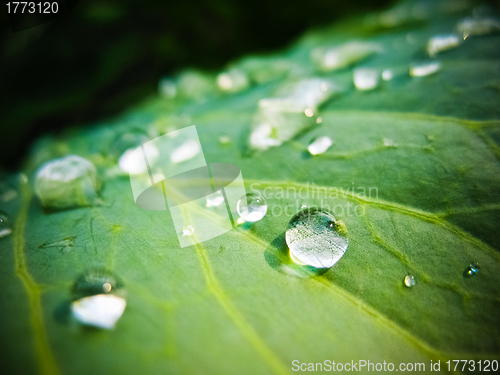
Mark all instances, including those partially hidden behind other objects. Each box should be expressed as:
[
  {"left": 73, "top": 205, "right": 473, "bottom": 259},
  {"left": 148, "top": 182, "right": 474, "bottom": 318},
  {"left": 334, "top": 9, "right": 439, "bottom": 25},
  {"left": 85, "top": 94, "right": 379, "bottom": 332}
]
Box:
[
  {"left": 35, "top": 155, "right": 100, "bottom": 210},
  {"left": 308, "top": 136, "right": 333, "bottom": 155},
  {"left": 286, "top": 207, "right": 348, "bottom": 268},
  {"left": 183, "top": 225, "right": 195, "bottom": 236},
  {"left": 404, "top": 275, "right": 416, "bottom": 287},
  {"left": 0, "top": 211, "right": 12, "bottom": 238},
  {"left": 237, "top": 193, "right": 267, "bottom": 222},
  {"left": 71, "top": 269, "right": 126, "bottom": 329},
  {"left": 353, "top": 68, "right": 379, "bottom": 90}
]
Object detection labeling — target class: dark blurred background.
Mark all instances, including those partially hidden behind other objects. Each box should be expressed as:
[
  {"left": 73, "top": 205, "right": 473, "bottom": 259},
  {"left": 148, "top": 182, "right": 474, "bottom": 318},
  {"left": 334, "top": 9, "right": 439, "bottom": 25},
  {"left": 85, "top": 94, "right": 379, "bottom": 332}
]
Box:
[{"left": 0, "top": 0, "right": 394, "bottom": 170}]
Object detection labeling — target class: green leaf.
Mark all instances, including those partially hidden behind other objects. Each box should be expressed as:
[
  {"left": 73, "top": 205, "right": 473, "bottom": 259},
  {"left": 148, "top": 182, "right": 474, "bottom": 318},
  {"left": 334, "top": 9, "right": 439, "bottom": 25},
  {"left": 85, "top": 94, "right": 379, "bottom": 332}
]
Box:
[{"left": 1, "top": 1, "right": 500, "bottom": 374}]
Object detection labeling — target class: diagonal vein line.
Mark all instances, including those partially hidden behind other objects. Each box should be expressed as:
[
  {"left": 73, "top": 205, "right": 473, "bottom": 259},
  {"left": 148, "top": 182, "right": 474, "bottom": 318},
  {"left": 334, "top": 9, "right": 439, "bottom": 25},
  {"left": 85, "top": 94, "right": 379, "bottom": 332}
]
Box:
[
  {"left": 13, "top": 184, "right": 60, "bottom": 375},
  {"left": 193, "top": 242, "right": 289, "bottom": 375}
]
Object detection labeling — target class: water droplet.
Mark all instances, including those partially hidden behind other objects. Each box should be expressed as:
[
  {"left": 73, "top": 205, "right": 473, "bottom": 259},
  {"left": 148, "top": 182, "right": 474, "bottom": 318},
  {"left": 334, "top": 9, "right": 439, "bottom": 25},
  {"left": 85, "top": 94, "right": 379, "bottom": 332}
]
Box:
[
  {"left": 382, "top": 69, "right": 393, "bottom": 81},
  {"left": 183, "top": 225, "right": 195, "bottom": 236},
  {"left": 383, "top": 138, "right": 397, "bottom": 148},
  {"left": 35, "top": 155, "right": 100, "bottom": 210},
  {"left": 250, "top": 78, "right": 338, "bottom": 150},
  {"left": 71, "top": 269, "right": 126, "bottom": 329},
  {"left": 304, "top": 108, "right": 314, "bottom": 117},
  {"left": 316, "top": 117, "right": 323, "bottom": 124},
  {"left": 219, "top": 136, "right": 231, "bottom": 145},
  {"left": 217, "top": 69, "right": 249, "bottom": 93},
  {"left": 427, "top": 34, "right": 461, "bottom": 57},
  {"left": 410, "top": 61, "right": 440, "bottom": 77},
  {"left": 457, "top": 16, "right": 500, "bottom": 39},
  {"left": 353, "top": 68, "right": 379, "bottom": 90},
  {"left": 171, "top": 139, "right": 201, "bottom": 163},
  {"left": 465, "top": 263, "right": 480, "bottom": 276},
  {"left": 176, "top": 69, "right": 215, "bottom": 100},
  {"left": 0, "top": 181, "right": 18, "bottom": 202},
  {"left": 311, "top": 41, "right": 383, "bottom": 71},
  {"left": 404, "top": 275, "right": 416, "bottom": 287},
  {"left": 158, "top": 77, "right": 177, "bottom": 98},
  {"left": 308, "top": 136, "right": 333, "bottom": 155},
  {"left": 237, "top": 193, "right": 267, "bottom": 222},
  {"left": 206, "top": 191, "right": 225, "bottom": 207},
  {"left": 0, "top": 211, "right": 12, "bottom": 238},
  {"left": 286, "top": 207, "right": 348, "bottom": 268},
  {"left": 119, "top": 143, "right": 159, "bottom": 175}
]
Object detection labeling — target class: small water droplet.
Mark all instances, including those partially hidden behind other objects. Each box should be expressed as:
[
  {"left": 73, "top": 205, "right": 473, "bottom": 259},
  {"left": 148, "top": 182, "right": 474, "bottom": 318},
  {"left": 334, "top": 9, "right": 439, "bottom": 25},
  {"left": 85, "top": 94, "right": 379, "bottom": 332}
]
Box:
[
  {"left": 308, "top": 136, "right": 333, "bottom": 155},
  {"left": 304, "top": 108, "right": 314, "bottom": 117},
  {"left": 35, "top": 155, "right": 100, "bottom": 210},
  {"left": 206, "top": 191, "right": 225, "bottom": 207},
  {"left": 0, "top": 182, "right": 18, "bottom": 202},
  {"left": 466, "top": 263, "right": 480, "bottom": 276},
  {"left": 219, "top": 136, "right": 231, "bottom": 145},
  {"left": 404, "top": 275, "right": 416, "bottom": 287},
  {"left": 0, "top": 211, "right": 12, "bottom": 239},
  {"left": 237, "top": 193, "right": 267, "bottom": 222},
  {"left": 316, "top": 117, "right": 323, "bottom": 124},
  {"left": 354, "top": 68, "right": 379, "bottom": 90},
  {"left": 382, "top": 69, "right": 393, "bottom": 81},
  {"left": 183, "top": 225, "right": 195, "bottom": 236},
  {"left": 217, "top": 69, "right": 249, "bottom": 93},
  {"left": 286, "top": 207, "right": 348, "bottom": 268},
  {"left": 158, "top": 77, "right": 177, "bottom": 98},
  {"left": 427, "top": 34, "right": 461, "bottom": 57},
  {"left": 383, "top": 138, "right": 397, "bottom": 148},
  {"left": 71, "top": 269, "right": 126, "bottom": 329},
  {"left": 410, "top": 61, "right": 440, "bottom": 77}
]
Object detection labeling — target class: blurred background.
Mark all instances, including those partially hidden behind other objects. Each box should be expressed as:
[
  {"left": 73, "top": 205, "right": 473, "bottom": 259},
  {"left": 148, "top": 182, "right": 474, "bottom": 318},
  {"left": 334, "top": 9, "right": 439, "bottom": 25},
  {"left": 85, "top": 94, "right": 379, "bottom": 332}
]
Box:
[{"left": 0, "top": 0, "right": 394, "bottom": 171}]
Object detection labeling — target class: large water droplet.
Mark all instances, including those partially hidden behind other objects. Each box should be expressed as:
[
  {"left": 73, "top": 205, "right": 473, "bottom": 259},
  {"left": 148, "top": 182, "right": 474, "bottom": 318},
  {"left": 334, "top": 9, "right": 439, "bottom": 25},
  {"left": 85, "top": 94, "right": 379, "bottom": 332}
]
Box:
[
  {"left": 237, "top": 193, "right": 267, "bottom": 222},
  {"left": 465, "top": 263, "right": 480, "bottom": 277},
  {"left": 353, "top": 68, "right": 379, "bottom": 90},
  {"left": 171, "top": 139, "right": 201, "bottom": 163},
  {"left": 286, "top": 207, "right": 348, "bottom": 268},
  {"left": 308, "top": 136, "right": 333, "bottom": 155},
  {"left": 410, "top": 61, "right": 440, "bottom": 77},
  {"left": 427, "top": 34, "right": 461, "bottom": 57},
  {"left": 71, "top": 269, "right": 126, "bottom": 329},
  {"left": 35, "top": 155, "right": 100, "bottom": 210},
  {"left": 404, "top": 275, "right": 416, "bottom": 287},
  {"left": 0, "top": 211, "right": 12, "bottom": 238},
  {"left": 457, "top": 16, "right": 500, "bottom": 39},
  {"left": 250, "top": 78, "right": 338, "bottom": 150},
  {"left": 206, "top": 191, "right": 225, "bottom": 207},
  {"left": 311, "top": 41, "right": 383, "bottom": 71}
]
